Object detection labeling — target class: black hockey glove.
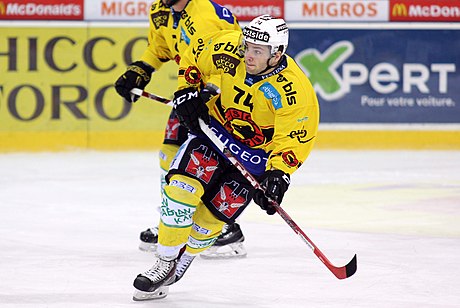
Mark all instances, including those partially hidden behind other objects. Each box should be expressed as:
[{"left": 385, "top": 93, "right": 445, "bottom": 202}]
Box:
[
  {"left": 114, "top": 61, "right": 154, "bottom": 103},
  {"left": 253, "top": 170, "right": 290, "bottom": 215},
  {"left": 173, "top": 87, "right": 210, "bottom": 133},
  {"left": 200, "top": 83, "right": 220, "bottom": 103}
]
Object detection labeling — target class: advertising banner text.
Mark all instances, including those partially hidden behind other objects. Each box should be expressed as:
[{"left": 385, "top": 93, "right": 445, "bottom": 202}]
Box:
[
  {"left": 288, "top": 27, "right": 459, "bottom": 123},
  {"left": 0, "top": 0, "right": 84, "bottom": 20},
  {"left": 390, "top": 0, "right": 460, "bottom": 22}
]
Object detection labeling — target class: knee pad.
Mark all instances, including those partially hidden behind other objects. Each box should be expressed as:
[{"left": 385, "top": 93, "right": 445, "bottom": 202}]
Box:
[
  {"left": 161, "top": 174, "right": 204, "bottom": 227},
  {"left": 158, "top": 175, "right": 204, "bottom": 255}
]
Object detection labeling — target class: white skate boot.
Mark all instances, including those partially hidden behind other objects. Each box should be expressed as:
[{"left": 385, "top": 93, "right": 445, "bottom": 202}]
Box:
[{"left": 132, "top": 256, "right": 177, "bottom": 301}]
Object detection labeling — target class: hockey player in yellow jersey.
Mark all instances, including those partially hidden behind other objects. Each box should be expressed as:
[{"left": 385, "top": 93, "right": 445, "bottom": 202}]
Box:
[
  {"left": 114, "top": 0, "right": 246, "bottom": 258},
  {"left": 131, "top": 15, "right": 320, "bottom": 300}
]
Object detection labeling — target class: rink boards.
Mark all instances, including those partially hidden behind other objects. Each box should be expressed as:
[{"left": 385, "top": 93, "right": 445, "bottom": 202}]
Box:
[{"left": 0, "top": 22, "right": 459, "bottom": 151}]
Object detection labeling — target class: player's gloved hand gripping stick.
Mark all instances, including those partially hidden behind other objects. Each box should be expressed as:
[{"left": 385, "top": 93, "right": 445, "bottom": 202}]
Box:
[{"left": 130, "top": 88, "right": 357, "bottom": 280}]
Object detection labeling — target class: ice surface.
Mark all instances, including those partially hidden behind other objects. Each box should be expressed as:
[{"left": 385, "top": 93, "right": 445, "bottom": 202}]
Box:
[{"left": 0, "top": 150, "right": 459, "bottom": 307}]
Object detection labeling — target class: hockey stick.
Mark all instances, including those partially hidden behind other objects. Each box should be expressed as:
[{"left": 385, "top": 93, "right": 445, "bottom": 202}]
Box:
[
  {"left": 130, "top": 88, "right": 173, "bottom": 106},
  {"left": 197, "top": 119, "right": 357, "bottom": 280},
  {"left": 132, "top": 88, "right": 357, "bottom": 279}
]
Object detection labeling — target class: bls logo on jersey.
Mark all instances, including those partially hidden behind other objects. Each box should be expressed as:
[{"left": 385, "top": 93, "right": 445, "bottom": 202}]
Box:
[
  {"left": 277, "top": 74, "right": 297, "bottom": 105},
  {"left": 213, "top": 41, "right": 244, "bottom": 58},
  {"left": 185, "top": 145, "right": 219, "bottom": 184},
  {"left": 211, "top": 180, "right": 249, "bottom": 219},
  {"left": 180, "top": 11, "right": 196, "bottom": 35},
  {"left": 151, "top": 11, "right": 169, "bottom": 29}
]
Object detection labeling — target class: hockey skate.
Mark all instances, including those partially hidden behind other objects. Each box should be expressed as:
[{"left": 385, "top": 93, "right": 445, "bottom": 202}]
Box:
[
  {"left": 132, "top": 256, "right": 177, "bottom": 301},
  {"left": 173, "top": 252, "right": 196, "bottom": 283},
  {"left": 200, "top": 222, "right": 247, "bottom": 259},
  {"left": 132, "top": 286, "right": 169, "bottom": 301},
  {"left": 138, "top": 226, "right": 158, "bottom": 252}
]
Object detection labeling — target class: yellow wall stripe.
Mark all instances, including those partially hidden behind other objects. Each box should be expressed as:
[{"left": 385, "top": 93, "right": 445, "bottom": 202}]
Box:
[
  {"left": 315, "top": 130, "right": 460, "bottom": 150},
  {"left": 1, "top": 130, "right": 459, "bottom": 152}
]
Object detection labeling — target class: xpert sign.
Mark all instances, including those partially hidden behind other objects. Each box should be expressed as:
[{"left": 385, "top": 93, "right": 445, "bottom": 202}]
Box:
[{"left": 289, "top": 27, "right": 459, "bottom": 123}]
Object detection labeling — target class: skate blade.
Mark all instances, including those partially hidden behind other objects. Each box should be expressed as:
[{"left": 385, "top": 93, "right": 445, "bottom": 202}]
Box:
[
  {"left": 133, "top": 286, "right": 169, "bottom": 301},
  {"left": 200, "top": 242, "right": 247, "bottom": 259},
  {"left": 138, "top": 241, "right": 157, "bottom": 252}
]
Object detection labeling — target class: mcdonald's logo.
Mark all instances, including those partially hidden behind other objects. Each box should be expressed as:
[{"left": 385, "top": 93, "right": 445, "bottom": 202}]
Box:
[
  {"left": 0, "top": 2, "right": 6, "bottom": 15},
  {"left": 392, "top": 3, "right": 408, "bottom": 17}
]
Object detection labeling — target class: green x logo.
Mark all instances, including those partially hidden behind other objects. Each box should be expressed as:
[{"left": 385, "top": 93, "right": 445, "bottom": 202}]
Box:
[{"left": 295, "top": 41, "right": 354, "bottom": 101}]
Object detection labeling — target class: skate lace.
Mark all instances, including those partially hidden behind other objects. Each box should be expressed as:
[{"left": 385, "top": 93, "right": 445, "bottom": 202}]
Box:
[
  {"left": 144, "top": 258, "right": 173, "bottom": 282},
  {"left": 176, "top": 254, "right": 195, "bottom": 278}
]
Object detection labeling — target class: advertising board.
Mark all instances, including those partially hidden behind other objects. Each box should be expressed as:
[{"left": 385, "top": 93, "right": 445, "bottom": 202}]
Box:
[
  {"left": 83, "top": 0, "right": 282, "bottom": 22},
  {"left": 389, "top": 0, "right": 460, "bottom": 22},
  {"left": 84, "top": 0, "right": 150, "bottom": 21},
  {"left": 216, "top": 0, "right": 284, "bottom": 21},
  {"left": 1, "top": 23, "right": 459, "bottom": 151},
  {"left": 0, "top": 0, "right": 83, "bottom": 20},
  {"left": 285, "top": 0, "right": 388, "bottom": 22},
  {"left": 0, "top": 25, "right": 176, "bottom": 151},
  {"left": 288, "top": 26, "right": 459, "bottom": 123}
]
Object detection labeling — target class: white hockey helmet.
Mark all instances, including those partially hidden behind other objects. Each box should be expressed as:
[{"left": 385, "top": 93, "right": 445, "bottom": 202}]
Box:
[{"left": 242, "top": 15, "right": 289, "bottom": 56}]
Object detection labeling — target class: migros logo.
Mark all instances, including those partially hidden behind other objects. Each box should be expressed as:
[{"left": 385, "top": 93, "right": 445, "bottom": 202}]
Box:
[
  {"left": 392, "top": 3, "right": 407, "bottom": 17},
  {"left": 101, "top": 1, "right": 150, "bottom": 16},
  {"left": 302, "top": 1, "right": 378, "bottom": 18}
]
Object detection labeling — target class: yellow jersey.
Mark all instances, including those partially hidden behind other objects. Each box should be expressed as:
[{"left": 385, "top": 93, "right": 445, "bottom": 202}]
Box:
[
  {"left": 178, "top": 30, "right": 320, "bottom": 176},
  {"left": 140, "top": 0, "right": 240, "bottom": 70}
]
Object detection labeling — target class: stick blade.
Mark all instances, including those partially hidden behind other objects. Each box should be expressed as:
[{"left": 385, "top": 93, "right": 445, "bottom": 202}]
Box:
[
  {"left": 332, "top": 254, "right": 357, "bottom": 280},
  {"left": 345, "top": 254, "right": 357, "bottom": 278}
]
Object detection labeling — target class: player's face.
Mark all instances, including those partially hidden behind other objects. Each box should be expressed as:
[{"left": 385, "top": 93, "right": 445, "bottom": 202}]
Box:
[{"left": 244, "top": 42, "right": 271, "bottom": 75}]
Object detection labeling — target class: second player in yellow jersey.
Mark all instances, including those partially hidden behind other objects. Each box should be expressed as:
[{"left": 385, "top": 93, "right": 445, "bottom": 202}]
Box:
[{"left": 114, "top": 0, "right": 243, "bottom": 258}]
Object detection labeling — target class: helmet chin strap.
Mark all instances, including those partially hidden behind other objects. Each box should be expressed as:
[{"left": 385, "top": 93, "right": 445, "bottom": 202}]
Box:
[{"left": 254, "top": 56, "right": 278, "bottom": 76}]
